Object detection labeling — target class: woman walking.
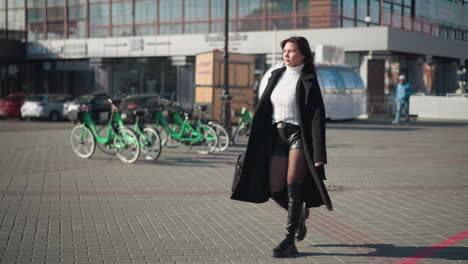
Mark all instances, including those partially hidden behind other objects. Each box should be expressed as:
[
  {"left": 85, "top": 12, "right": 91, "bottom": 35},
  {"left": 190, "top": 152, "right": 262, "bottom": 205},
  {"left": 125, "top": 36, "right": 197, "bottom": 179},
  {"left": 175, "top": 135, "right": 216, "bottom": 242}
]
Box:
[{"left": 231, "top": 36, "right": 332, "bottom": 258}]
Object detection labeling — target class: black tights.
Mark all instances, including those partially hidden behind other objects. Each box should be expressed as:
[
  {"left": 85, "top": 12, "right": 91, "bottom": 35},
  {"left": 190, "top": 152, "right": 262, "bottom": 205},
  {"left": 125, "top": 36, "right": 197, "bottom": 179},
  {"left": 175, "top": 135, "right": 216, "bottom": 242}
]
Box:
[{"left": 269, "top": 149, "right": 307, "bottom": 210}]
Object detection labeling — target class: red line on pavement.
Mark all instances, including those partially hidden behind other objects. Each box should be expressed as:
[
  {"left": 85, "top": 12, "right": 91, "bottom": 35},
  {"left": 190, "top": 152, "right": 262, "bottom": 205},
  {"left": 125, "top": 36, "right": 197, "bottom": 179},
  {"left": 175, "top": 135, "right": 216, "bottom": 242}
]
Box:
[
  {"left": 310, "top": 210, "right": 399, "bottom": 263},
  {"left": 393, "top": 230, "right": 468, "bottom": 264}
]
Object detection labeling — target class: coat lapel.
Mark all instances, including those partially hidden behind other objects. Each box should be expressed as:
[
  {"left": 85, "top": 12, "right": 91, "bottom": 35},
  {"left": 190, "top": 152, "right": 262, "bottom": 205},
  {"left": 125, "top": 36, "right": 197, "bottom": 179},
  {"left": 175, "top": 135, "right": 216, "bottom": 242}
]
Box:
[
  {"left": 300, "top": 72, "right": 315, "bottom": 107},
  {"left": 258, "top": 67, "right": 286, "bottom": 107}
]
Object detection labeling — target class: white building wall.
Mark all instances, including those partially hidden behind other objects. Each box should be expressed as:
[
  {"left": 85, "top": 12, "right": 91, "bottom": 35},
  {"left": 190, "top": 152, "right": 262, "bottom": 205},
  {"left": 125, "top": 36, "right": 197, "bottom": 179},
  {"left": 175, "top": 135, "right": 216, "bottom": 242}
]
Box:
[{"left": 27, "top": 27, "right": 468, "bottom": 61}]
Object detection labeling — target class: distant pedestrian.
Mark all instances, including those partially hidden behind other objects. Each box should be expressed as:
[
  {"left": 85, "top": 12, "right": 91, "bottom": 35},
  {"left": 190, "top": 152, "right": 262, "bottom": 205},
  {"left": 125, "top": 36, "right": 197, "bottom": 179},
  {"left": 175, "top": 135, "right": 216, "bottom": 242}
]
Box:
[
  {"left": 393, "top": 75, "right": 413, "bottom": 124},
  {"left": 231, "top": 36, "right": 332, "bottom": 258}
]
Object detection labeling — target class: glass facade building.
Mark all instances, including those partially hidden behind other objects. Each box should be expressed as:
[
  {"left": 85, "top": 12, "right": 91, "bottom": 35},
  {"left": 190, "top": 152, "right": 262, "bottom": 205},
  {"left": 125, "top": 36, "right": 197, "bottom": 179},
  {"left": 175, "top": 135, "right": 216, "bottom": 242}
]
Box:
[
  {"left": 1, "top": 0, "right": 467, "bottom": 41},
  {"left": 1, "top": 0, "right": 467, "bottom": 115}
]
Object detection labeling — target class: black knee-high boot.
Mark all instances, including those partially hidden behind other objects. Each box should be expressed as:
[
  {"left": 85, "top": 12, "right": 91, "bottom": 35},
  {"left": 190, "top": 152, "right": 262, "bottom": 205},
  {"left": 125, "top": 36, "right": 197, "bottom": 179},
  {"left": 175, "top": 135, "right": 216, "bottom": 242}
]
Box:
[
  {"left": 272, "top": 183, "right": 303, "bottom": 258},
  {"left": 296, "top": 204, "right": 309, "bottom": 241},
  {"left": 271, "top": 190, "right": 309, "bottom": 241}
]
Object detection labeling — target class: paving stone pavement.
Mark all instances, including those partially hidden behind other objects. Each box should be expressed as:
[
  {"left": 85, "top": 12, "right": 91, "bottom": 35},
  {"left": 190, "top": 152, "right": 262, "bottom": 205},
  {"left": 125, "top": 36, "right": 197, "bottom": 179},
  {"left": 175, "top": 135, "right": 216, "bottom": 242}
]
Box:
[{"left": 0, "top": 119, "right": 467, "bottom": 264}]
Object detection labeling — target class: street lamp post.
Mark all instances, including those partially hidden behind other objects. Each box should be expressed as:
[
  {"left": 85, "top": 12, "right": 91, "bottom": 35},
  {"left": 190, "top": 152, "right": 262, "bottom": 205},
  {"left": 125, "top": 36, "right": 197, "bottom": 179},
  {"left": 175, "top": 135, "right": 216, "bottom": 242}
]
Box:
[{"left": 221, "top": 0, "right": 233, "bottom": 137}]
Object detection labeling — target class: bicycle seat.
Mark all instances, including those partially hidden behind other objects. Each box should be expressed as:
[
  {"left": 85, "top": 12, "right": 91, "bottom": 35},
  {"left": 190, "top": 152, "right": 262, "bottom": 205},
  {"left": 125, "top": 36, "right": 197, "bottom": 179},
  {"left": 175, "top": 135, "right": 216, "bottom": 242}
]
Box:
[
  {"left": 195, "top": 104, "right": 208, "bottom": 112},
  {"left": 109, "top": 98, "right": 121, "bottom": 107},
  {"left": 134, "top": 109, "right": 147, "bottom": 117},
  {"left": 184, "top": 112, "right": 193, "bottom": 119}
]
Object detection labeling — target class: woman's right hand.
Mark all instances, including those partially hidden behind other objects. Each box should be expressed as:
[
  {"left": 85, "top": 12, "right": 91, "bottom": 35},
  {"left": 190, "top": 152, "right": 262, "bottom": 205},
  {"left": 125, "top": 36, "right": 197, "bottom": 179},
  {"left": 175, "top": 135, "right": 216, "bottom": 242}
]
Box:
[{"left": 314, "top": 161, "right": 324, "bottom": 167}]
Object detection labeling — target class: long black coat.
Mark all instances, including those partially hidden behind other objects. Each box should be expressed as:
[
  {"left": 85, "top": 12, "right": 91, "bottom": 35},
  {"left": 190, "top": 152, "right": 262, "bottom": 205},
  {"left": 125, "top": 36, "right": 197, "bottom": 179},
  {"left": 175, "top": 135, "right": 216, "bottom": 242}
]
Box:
[{"left": 230, "top": 65, "right": 333, "bottom": 211}]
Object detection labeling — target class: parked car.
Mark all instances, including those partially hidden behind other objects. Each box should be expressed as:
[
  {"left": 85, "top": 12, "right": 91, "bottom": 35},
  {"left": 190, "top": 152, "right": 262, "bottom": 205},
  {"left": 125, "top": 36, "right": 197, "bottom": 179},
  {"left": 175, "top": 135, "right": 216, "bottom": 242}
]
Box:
[
  {"left": 119, "top": 94, "right": 174, "bottom": 124},
  {"left": 0, "top": 93, "right": 30, "bottom": 119},
  {"left": 64, "top": 93, "right": 111, "bottom": 122},
  {"left": 21, "top": 93, "right": 72, "bottom": 121}
]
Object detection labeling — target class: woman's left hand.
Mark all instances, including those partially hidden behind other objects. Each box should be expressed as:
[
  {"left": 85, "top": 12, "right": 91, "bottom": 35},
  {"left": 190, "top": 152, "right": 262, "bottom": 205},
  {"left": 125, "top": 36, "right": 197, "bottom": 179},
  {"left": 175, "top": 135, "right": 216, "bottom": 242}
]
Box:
[{"left": 315, "top": 161, "right": 325, "bottom": 167}]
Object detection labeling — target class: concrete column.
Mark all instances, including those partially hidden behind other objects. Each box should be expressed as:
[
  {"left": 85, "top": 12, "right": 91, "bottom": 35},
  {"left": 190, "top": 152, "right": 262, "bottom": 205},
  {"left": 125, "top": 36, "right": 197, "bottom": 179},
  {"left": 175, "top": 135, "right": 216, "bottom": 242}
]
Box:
[
  {"left": 95, "top": 66, "right": 110, "bottom": 94},
  {"left": 359, "top": 54, "right": 370, "bottom": 90}
]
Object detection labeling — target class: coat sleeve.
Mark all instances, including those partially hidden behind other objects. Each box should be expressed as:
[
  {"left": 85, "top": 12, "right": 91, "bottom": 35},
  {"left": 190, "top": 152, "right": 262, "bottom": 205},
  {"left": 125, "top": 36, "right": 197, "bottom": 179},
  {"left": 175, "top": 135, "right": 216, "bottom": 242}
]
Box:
[{"left": 309, "top": 78, "right": 327, "bottom": 164}]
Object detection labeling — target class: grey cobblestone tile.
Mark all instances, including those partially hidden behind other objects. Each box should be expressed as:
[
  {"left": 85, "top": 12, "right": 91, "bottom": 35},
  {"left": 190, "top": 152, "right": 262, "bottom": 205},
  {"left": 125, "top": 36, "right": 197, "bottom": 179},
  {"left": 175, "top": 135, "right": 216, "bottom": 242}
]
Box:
[{"left": 1, "top": 121, "right": 468, "bottom": 263}]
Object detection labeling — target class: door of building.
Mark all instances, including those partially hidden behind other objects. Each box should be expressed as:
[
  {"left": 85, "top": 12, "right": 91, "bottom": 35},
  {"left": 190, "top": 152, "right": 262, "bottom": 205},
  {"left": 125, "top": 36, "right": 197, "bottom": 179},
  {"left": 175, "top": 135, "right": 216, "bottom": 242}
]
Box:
[{"left": 367, "top": 59, "right": 385, "bottom": 115}]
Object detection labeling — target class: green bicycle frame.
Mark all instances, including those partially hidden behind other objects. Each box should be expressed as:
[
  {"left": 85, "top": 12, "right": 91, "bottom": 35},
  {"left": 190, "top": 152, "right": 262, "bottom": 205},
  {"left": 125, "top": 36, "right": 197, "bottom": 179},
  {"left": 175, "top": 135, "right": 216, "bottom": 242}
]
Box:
[
  {"left": 237, "top": 107, "right": 253, "bottom": 127},
  {"left": 80, "top": 111, "right": 135, "bottom": 148},
  {"left": 80, "top": 111, "right": 113, "bottom": 144},
  {"left": 154, "top": 111, "right": 214, "bottom": 143}
]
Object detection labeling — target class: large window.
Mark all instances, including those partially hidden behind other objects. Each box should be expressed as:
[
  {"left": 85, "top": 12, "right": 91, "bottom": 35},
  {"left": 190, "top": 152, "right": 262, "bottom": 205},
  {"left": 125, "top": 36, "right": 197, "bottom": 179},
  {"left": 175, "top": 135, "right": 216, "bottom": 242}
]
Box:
[
  {"left": 340, "top": 0, "right": 414, "bottom": 28},
  {"left": 112, "top": 1, "right": 132, "bottom": 37},
  {"left": 185, "top": 22, "right": 208, "bottom": 34},
  {"left": 159, "top": 24, "right": 182, "bottom": 35},
  {"left": 185, "top": 0, "right": 208, "bottom": 22},
  {"left": 89, "top": 3, "right": 109, "bottom": 26},
  {"left": 135, "top": 0, "right": 156, "bottom": 24},
  {"left": 135, "top": 0, "right": 156, "bottom": 36},
  {"left": 47, "top": 1, "right": 65, "bottom": 39},
  {"left": 210, "top": 0, "right": 235, "bottom": 32},
  {"left": 369, "top": 0, "right": 380, "bottom": 25},
  {"left": 47, "top": 0, "right": 65, "bottom": 5},
  {"left": 27, "top": 0, "right": 45, "bottom": 8},
  {"left": 159, "top": 0, "right": 181, "bottom": 22},
  {"left": 89, "top": 2, "right": 110, "bottom": 37},
  {"left": 68, "top": 4, "right": 86, "bottom": 38},
  {"left": 238, "top": 0, "right": 264, "bottom": 31},
  {"left": 6, "top": 4, "right": 26, "bottom": 40},
  {"left": 7, "top": 0, "right": 25, "bottom": 8},
  {"left": 238, "top": 0, "right": 263, "bottom": 17},
  {"left": 27, "top": 0, "right": 44, "bottom": 41},
  {"left": 0, "top": 1, "right": 5, "bottom": 39},
  {"left": 267, "top": 0, "right": 293, "bottom": 30},
  {"left": 112, "top": 1, "right": 132, "bottom": 25}
]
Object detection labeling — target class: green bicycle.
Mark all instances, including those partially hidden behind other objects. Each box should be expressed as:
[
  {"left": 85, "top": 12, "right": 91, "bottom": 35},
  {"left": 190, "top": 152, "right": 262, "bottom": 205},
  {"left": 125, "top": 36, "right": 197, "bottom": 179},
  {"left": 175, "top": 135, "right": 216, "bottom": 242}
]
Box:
[
  {"left": 232, "top": 106, "right": 253, "bottom": 145},
  {"left": 192, "top": 104, "right": 230, "bottom": 152},
  {"left": 153, "top": 110, "right": 219, "bottom": 155},
  {"left": 97, "top": 108, "right": 162, "bottom": 161},
  {"left": 70, "top": 101, "right": 141, "bottom": 163}
]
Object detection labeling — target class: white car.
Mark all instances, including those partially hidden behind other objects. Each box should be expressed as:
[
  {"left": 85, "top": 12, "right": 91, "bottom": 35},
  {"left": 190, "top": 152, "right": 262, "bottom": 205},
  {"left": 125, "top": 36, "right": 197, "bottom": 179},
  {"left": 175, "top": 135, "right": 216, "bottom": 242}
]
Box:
[{"left": 21, "top": 93, "right": 72, "bottom": 121}]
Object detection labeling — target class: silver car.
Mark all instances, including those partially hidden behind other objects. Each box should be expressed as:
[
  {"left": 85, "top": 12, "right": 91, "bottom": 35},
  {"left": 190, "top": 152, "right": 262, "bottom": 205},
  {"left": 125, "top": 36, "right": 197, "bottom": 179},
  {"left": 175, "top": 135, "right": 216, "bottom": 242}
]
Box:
[{"left": 21, "top": 93, "right": 72, "bottom": 121}]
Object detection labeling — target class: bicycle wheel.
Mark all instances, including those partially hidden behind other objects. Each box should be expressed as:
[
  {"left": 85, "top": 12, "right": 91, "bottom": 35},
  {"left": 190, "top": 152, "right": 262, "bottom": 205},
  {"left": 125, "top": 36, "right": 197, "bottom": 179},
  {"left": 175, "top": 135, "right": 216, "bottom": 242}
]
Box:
[
  {"left": 139, "top": 126, "right": 162, "bottom": 161},
  {"left": 96, "top": 126, "right": 117, "bottom": 155},
  {"left": 210, "top": 123, "right": 230, "bottom": 152},
  {"left": 190, "top": 124, "right": 218, "bottom": 155},
  {"left": 155, "top": 125, "right": 168, "bottom": 147},
  {"left": 113, "top": 127, "right": 140, "bottom": 164},
  {"left": 233, "top": 124, "right": 250, "bottom": 145},
  {"left": 71, "top": 125, "right": 96, "bottom": 159},
  {"left": 165, "top": 123, "right": 182, "bottom": 148}
]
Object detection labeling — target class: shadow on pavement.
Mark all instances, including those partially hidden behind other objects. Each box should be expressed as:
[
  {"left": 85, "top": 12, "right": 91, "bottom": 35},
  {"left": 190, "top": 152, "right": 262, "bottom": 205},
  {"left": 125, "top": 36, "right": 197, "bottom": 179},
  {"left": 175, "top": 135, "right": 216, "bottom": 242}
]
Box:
[
  {"left": 327, "top": 125, "right": 420, "bottom": 131},
  {"left": 328, "top": 119, "right": 468, "bottom": 127},
  {"left": 300, "top": 243, "right": 468, "bottom": 261}
]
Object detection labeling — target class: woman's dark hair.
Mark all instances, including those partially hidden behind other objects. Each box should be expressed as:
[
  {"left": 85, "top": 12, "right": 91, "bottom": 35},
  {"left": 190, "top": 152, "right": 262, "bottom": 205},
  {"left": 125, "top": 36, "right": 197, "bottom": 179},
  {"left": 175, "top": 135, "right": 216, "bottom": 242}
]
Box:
[{"left": 280, "top": 36, "right": 316, "bottom": 75}]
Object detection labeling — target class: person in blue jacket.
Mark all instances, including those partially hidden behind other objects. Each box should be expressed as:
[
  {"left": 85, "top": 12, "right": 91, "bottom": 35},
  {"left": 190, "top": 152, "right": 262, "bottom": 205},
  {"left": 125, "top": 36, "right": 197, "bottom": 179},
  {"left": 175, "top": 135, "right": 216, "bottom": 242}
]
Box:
[{"left": 393, "top": 75, "right": 413, "bottom": 124}]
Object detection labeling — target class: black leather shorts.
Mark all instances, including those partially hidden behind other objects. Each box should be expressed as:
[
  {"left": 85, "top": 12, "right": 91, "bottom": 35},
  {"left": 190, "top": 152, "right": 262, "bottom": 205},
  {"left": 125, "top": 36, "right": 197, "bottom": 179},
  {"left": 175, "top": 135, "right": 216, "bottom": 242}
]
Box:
[{"left": 271, "top": 122, "right": 304, "bottom": 157}]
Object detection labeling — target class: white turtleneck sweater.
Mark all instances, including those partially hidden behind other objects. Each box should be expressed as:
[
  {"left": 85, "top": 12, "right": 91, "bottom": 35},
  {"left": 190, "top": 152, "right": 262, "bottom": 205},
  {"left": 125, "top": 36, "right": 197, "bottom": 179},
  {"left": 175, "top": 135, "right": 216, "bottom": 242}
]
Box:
[{"left": 270, "top": 64, "right": 304, "bottom": 125}]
